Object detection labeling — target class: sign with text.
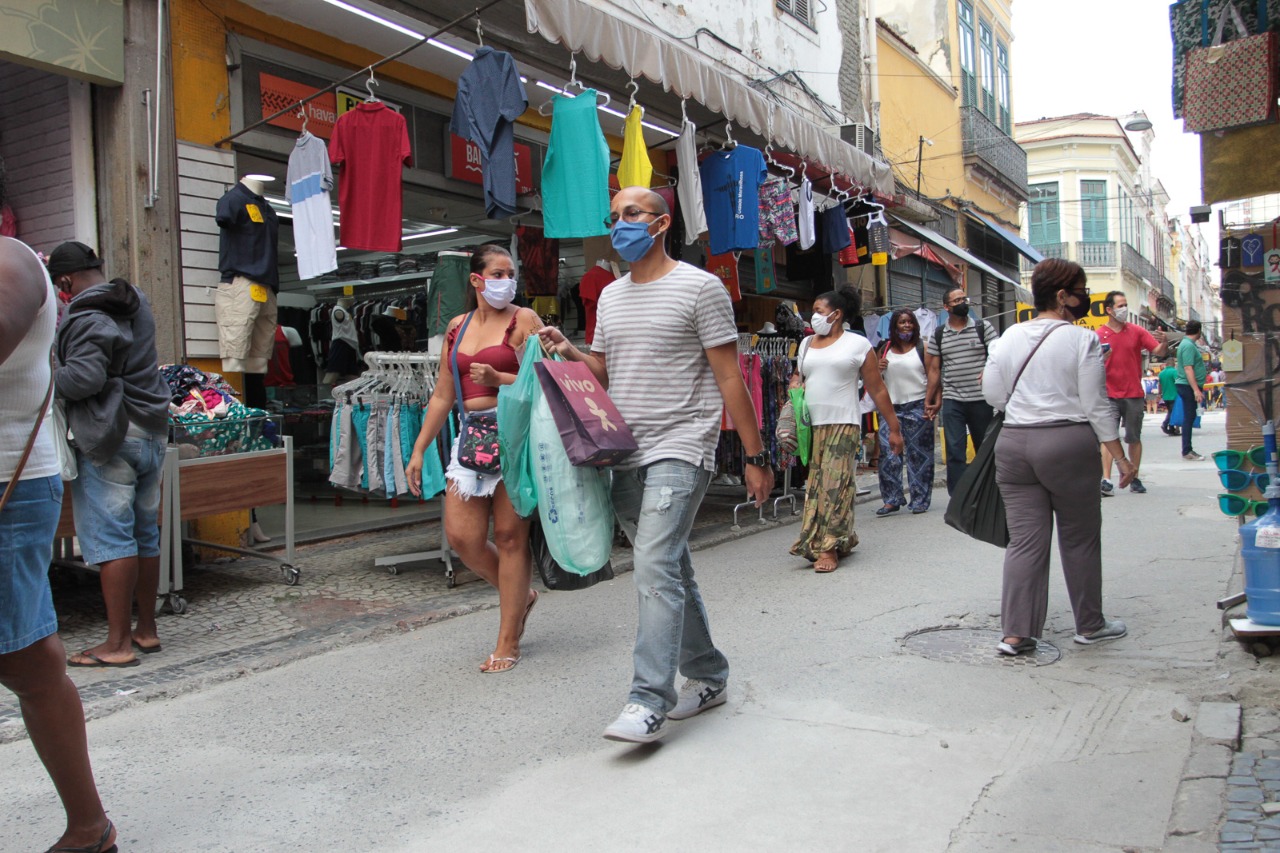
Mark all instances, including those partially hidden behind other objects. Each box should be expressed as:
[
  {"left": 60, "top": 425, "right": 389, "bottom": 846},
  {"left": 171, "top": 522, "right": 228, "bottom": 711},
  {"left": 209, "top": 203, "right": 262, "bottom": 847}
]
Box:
[
  {"left": 1015, "top": 293, "right": 1108, "bottom": 329},
  {"left": 259, "top": 73, "right": 337, "bottom": 138},
  {"left": 447, "top": 133, "right": 534, "bottom": 195}
]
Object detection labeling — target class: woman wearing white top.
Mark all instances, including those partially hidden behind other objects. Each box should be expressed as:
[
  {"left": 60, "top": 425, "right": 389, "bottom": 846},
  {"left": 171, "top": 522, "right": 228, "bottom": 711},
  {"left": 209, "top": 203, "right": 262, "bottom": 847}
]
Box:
[
  {"left": 875, "top": 309, "right": 940, "bottom": 516},
  {"left": 790, "top": 288, "right": 903, "bottom": 573},
  {"left": 982, "top": 259, "right": 1135, "bottom": 657}
]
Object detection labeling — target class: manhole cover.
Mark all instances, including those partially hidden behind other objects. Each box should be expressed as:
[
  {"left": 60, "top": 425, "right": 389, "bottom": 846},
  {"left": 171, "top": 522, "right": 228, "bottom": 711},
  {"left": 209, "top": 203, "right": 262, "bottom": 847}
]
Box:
[{"left": 901, "top": 626, "right": 1060, "bottom": 667}]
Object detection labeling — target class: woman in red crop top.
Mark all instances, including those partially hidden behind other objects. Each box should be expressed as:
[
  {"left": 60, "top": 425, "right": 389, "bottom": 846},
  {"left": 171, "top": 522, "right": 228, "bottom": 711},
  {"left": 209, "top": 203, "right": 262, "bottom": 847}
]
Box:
[{"left": 407, "top": 245, "right": 542, "bottom": 673}]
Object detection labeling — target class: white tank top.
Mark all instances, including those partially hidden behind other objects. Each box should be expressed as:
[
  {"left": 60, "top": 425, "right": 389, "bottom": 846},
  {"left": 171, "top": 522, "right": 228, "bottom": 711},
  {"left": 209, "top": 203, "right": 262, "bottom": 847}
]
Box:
[
  {"left": 882, "top": 345, "right": 928, "bottom": 405},
  {"left": 0, "top": 240, "right": 58, "bottom": 482}
]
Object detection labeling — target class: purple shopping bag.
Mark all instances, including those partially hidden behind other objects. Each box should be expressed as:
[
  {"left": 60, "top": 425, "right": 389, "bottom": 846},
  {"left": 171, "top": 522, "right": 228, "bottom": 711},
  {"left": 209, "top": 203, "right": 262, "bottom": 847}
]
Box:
[{"left": 534, "top": 360, "right": 638, "bottom": 467}]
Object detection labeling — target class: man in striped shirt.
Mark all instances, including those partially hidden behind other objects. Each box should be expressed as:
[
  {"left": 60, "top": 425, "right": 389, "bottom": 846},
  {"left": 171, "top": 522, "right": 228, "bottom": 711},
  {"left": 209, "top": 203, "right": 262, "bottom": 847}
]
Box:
[
  {"left": 926, "top": 288, "right": 999, "bottom": 494},
  {"left": 540, "top": 186, "right": 770, "bottom": 744}
]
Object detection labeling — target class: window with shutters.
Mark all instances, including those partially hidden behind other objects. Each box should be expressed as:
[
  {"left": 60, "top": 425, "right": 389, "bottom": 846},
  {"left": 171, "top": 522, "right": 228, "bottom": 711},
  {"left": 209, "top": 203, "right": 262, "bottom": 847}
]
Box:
[
  {"left": 1028, "top": 182, "right": 1060, "bottom": 247},
  {"left": 776, "top": 0, "right": 814, "bottom": 29},
  {"left": 1080, "top": 180, "right": 1109, "bottom": 243},
  {"left": 1119, "top": 189, "right": 1130, "bottom": 248},
  {"left": 996, "top": 42, "right": 1011, "bottom": 134},
  {"left": 979, "top": 21, "right": 996, "bottom": 119},
  {"left": 958, "top": 2, "right": 976, "bottom": 107}
]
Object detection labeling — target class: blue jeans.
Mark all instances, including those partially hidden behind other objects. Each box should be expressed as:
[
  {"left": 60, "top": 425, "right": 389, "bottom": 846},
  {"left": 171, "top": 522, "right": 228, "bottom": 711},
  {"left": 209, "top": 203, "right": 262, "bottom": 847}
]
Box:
[
  {"left": 71, "top": 434, "right": 165, "bottom": 565},
  {"left": 612, "top": 460, "right": 728, "bottom": 715},
  {"left": 942, "top": 398, "right": 995, "bottom": 495},
  {"left": 0, "top": 475, "right": 62, "bottom": 654},
  {"left": 878, "top": 399, "right": 935, "bottom": 511},
  {"left": 1176, "top": 383, "right": 1199, "bottom": 456}
]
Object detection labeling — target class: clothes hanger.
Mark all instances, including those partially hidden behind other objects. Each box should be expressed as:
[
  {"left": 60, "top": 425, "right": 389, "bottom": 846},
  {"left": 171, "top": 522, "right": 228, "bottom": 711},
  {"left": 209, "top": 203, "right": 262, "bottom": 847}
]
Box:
[
  {"left": 297, "top": 106, "right": 309, "bottom": 135},
  {"left": 680, "top": 98, "right": 690, "bottom": 127},
  {"left": 722, "top": 120, "right": 737, "bottom": 150},
  {"left": 538, "top": 56, "right": 611, "bottom": 115},
  {"left": 475, "top": 15, "right": 484, "bottom": 47},
  {"left": 364, "top": 67, "right": 380, "bottom": 103},
  {"left": 625, "top": 80, "right": 642, "bottom": 118}
]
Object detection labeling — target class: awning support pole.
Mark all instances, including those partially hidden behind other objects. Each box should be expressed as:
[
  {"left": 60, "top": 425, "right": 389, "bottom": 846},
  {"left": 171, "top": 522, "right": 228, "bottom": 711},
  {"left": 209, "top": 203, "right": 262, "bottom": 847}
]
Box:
[{"left": 212, "top": 0, "right": 505, "bottom": 148}]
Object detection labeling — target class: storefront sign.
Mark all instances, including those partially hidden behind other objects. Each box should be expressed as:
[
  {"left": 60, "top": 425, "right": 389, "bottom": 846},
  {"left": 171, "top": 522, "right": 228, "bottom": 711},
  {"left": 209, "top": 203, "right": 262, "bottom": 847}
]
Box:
[
  {"left": 260, "top": 73, "right": 337, "bottom": 138},
  {"left": 1015, "top": 293, "right": 1108, "bottom": 329},
  {"left": 0, "top": 0, "right": 123, "bottom": 85},
  {"left": 447, "top": 134, "right": 533, "bottom": 195}
]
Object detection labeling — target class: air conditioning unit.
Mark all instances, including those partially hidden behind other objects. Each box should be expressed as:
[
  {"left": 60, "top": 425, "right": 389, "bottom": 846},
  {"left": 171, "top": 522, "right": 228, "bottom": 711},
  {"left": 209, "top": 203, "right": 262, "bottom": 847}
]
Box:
[{"left": 840, "top": 123, "right": 877, "bottom": 157}]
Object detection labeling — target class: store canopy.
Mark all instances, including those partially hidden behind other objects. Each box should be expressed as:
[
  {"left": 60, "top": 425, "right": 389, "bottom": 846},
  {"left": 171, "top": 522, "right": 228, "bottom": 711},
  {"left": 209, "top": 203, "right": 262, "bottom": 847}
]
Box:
[
  {"left": 891, "top": 217, "right": 1017, "bottom": 286},
  {"left": 964, "top": 210, "right": 1043, "bottom": 263},
  {"left": 523, "top": 0, "right": 895, "bottom": 196}
]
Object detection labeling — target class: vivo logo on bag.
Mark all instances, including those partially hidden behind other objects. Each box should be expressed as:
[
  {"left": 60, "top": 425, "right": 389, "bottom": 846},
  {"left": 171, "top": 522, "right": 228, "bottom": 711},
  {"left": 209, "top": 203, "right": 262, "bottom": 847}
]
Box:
[{"left": 536, "top": 361, "right": 638, "bottom": 467}]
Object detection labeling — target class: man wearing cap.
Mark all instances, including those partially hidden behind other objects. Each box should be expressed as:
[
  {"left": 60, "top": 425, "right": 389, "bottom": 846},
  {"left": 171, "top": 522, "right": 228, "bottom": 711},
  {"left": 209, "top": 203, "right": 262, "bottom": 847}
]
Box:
[
  {"left": 0, "top": 236, "right": 117, "bottom": 852},
  {"left": 48, "top": 241, "right": 171, "bottom": 668}
]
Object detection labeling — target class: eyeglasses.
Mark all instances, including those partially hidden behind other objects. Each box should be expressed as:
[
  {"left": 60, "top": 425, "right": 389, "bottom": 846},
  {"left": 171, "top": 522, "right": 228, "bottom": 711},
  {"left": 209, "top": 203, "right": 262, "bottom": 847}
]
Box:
[
  {"left": 1218, "top": 469, "right": 1271, "bottom": 493},
  {"left": 1218, "top": 494, "right": 1271, "bottom": 518},
  {"left": 946, "top": 297, "right": 970, "bottom": 307},
  {"left": 604, "top": 207, "right": 662, "bottom": 228},
  {"left": 1213, "top": 447, "right": 1270, "bottom": 471}
]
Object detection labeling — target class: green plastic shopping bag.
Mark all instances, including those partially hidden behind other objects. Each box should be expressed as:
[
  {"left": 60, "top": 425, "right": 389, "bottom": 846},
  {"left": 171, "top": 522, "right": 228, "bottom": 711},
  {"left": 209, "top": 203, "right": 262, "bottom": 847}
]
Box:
[
  {"left": 496, "top": 342, "right": 542, "bottom": 518},
  {"left": 789, "top": 386, "right": 812, "bottom": 466}
]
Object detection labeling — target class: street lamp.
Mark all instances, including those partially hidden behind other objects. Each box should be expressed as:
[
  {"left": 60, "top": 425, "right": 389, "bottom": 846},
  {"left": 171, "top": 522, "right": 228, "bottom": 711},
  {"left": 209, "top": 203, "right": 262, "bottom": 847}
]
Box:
[
  {"left": 915, "top": 135, "right": 934, "bottom": 198},
  {"left": 1123, "top": 113, "right": 1153, "bottom": 132}
]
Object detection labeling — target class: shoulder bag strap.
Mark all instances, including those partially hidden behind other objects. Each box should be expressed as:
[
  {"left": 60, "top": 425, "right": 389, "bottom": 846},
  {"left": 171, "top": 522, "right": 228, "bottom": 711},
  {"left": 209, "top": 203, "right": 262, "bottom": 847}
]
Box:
[
  {"left": 0, "top": 348, "right": 56, "bottom": 514},
  {"left": 1007, "top": 322, "right": 1067, "bottom": 402},
  {"left": 448, "top": 312, "right": 475, "bottom": 428}
]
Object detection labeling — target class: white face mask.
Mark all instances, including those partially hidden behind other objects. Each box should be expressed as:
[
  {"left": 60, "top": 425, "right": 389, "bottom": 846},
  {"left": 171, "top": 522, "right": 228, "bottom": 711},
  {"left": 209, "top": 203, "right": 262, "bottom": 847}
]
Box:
[
  {"left": 479, "top": 277, "right": 517, "bottom": 309},
  {"left": 810, "top": 312, "right": 834, "bottom": 336},
  {"left": 1112, "top": 307, "right": 1129, "bottom": 324}
]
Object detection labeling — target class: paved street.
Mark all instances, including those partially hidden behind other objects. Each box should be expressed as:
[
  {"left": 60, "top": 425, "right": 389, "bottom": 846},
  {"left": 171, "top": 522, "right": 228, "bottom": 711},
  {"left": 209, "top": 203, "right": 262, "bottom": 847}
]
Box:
[{"left": 1, "top": 412, "right": 1264, "bottom": 851}]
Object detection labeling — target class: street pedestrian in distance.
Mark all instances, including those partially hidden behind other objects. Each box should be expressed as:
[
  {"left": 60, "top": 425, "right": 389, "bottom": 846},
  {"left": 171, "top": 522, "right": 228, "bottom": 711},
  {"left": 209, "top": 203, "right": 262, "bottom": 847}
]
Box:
[
  {"left": 51, "top": 242, "right": 171, "bottom": 669},
  {"left": 873, "top": 308, "right": 937, "bottom": 517},
  {"left": 790, "top": 288, "right": 903, "bottom": 571},
  {"left": 1159, "top": 356, "right": 1181, "bottom": 435},
  {"left": 983, "top": 259, "right": 1133, "bottom": 657},
  {"left": 0, "top": 236, "right": 118, "bottom": 853},
  {"left": 927, "top": 288, "right": 999, "bottom": 494},
  {"left": 538, "top": 186, "right": 771, "bottom": 744},
  {"left": 405, "top": 244, "right": 542, "bottom": 673},
  {"left": 1174, "top": 319, "right": 1209, "bottom": 461},
  {"left": 1096, "top": 290, "right": 1168, "bottom": 497},
  {"left": 1142, "top": 367, "right": 1161, "bottom": 416}
]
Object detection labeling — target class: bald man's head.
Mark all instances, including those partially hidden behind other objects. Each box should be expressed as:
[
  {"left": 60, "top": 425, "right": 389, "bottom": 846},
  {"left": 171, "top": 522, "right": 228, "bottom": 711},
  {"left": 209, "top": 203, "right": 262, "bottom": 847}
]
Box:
[{"left": 612, "top": 186, "right": 668, "bottom": 217}]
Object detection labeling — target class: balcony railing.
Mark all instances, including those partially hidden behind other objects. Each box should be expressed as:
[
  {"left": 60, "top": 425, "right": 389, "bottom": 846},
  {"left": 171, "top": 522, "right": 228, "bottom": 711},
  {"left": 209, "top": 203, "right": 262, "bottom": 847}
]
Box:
[
  {"left": 1121, "top": 241, "right": 1161, "bottom": 286},
  {"left": 1019, "top": 242, "right": 1068, "bottom": 273},
  {"left": 961, "top": 106, "right": 1028, "bottom": 199},
  {"left": 1160, "top": 276, "right": 1175, "bottom": 303},
  {"left": 1076, "top": 241, "right": 1116, "bottom": 268}
]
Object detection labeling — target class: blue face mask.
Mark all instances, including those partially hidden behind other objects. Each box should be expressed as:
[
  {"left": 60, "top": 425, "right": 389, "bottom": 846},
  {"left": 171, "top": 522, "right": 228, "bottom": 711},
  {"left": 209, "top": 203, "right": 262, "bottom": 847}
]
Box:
[{"left": 610, "top": 220, "right": 656, "bottom": 263}]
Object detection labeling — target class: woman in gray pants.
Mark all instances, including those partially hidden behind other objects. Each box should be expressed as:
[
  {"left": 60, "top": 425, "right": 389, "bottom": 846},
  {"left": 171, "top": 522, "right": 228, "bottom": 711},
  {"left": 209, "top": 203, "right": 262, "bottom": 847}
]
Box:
[{"left": 982, "top": 259, "right": 1136, "bottom": 657}]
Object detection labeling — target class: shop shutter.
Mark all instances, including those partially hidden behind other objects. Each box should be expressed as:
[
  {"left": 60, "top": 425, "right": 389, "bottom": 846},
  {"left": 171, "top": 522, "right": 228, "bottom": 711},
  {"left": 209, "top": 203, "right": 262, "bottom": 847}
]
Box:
[
  {"left": 177, "top": 142, "right": 236, "bottom": 359},
  {"left": 0, "top": 64, "right": 75, "bottom": 252}
]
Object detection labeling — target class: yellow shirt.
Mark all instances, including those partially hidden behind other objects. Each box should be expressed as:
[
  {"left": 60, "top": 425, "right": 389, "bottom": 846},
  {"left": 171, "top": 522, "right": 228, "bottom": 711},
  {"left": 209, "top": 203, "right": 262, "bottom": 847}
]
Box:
[{"left": 617, "top": 106, "right": 653, "bottom": 188}]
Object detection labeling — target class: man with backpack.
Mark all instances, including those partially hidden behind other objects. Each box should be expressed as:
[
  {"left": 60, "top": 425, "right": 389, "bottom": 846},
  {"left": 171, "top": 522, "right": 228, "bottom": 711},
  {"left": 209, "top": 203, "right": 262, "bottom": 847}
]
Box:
[{"left": 926, "top": 288, "right": 999, "bottom": 494}]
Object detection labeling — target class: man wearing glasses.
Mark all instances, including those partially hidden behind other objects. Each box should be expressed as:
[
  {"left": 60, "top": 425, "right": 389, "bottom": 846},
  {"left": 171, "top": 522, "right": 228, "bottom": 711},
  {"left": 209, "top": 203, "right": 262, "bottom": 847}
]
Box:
[
  {"left": 926, "top": 288, "right": 999, "bottom": 494},
  {"left": 540, "top": 187, "right": 770, "bottom": 744}
]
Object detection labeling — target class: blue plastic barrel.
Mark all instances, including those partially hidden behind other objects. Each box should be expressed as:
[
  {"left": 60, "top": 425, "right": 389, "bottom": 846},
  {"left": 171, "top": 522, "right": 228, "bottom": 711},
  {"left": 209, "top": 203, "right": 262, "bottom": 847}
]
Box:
[{"left": 1243, "top": 503, "right": 1280, "bottom": 625}]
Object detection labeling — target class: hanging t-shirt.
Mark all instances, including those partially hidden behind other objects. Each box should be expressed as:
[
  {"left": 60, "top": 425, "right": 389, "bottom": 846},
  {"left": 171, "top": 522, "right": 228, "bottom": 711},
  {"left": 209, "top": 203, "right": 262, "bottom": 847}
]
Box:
[
  {"left": 450, "top": 47, "right": 528, "bottom": 220},
  {"left": 617, "top": 105, "right": 653, "bottom": 188},
  {"left": 699, "top": 145, "right": 767, "bottom": 255},
  {"left": 818, "top": 205, "right": 851, "bottom": 253},
  {"left": 286, "top": 131, "right": 337, "bottom": 281},
  {"left": 517, "top": 225, "right": 560, "bottom": 296},
  {"left": 675, "top": 118, "right": 707, "bottom": 245},
  {"left": 705, "top": 248, "right": 742, "bottom": 302},
  {"left": 796, "top": 177, "right": 816, "bottom": 250},
  {"left": 578, "top": 263, "right": 616, "bottom": 344},
  {"left": 914, "top": 307, "right": 939, "bottom": 341},
  {"left": 329, "top": 102, "right": 412, "bottom": 252},
  {"left": 542, "top": 90, "right": 611, "bottom": 238},
  {"left": 215, "top": 181, "right": 280, "bottom": 291}
]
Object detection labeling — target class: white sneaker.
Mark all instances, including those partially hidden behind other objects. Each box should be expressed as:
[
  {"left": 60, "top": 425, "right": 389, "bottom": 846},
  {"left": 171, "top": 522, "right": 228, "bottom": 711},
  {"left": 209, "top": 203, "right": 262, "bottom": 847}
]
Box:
[
  {"left": 667, "top": 679, "right": 727, "bottom": 720},
  {"left": 1074, "top": 619, "right": 1128, "bottom": 645},
  {"left": 603, "top": 703, "right": 666, "bottom": 743}
]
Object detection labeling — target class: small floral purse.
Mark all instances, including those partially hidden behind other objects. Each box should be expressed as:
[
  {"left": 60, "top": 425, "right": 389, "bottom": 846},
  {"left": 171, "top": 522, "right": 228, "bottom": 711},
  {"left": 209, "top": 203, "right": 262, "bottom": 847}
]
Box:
[{"left": 450, "top": 312, "right": 502, "bottom": 475}]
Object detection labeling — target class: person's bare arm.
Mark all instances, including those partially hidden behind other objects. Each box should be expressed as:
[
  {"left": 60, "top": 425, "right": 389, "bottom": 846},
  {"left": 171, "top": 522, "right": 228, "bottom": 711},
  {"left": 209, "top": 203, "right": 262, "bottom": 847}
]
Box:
[
  {"left": 0, "top": 238, "right": 47, "bottom": 366},
  {"left": 537, "top": 326, "right": 609, "bottom": 388},
  {"left": 706, "top": 342, "right": 771, "bottom": 507},
  {"left": 923, "top": 352, "right": 941, "bottom": 419}
]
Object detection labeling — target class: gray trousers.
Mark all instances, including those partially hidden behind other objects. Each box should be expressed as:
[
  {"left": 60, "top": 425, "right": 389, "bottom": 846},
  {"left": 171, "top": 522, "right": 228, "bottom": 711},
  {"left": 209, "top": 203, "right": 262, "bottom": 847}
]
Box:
[{"left": 995, "top": 421, "right": 1107, "bottom": 639}]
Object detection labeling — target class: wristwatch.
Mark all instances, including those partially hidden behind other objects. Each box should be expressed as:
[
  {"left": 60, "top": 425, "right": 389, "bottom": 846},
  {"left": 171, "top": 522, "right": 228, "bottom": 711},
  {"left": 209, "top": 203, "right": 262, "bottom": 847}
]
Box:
[{"left": 744, "top": 452, "right": 770, "bottom": 468}]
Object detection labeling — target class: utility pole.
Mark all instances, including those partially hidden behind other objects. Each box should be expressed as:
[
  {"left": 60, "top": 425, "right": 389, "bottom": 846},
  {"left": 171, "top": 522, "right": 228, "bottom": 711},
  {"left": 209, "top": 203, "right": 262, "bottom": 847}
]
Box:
[{"left": 915, "top": 135, "right": 933, "bottom": 198}]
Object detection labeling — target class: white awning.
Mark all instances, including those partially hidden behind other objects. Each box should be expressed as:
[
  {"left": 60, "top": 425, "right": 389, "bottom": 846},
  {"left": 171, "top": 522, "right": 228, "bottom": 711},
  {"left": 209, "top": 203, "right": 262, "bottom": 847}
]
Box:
[{"left": 524, "top": 0, "right": 895, "bottom": 196}]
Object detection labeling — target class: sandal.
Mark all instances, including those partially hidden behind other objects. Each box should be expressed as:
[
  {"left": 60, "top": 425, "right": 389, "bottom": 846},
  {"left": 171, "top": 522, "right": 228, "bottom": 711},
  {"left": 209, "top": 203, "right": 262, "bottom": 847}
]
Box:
[
  {"left": 480, "top": 654, "right": 521, "bottom": 673},
  {"left": 45, "top": 820, "right": 117, "bottom": 853}
]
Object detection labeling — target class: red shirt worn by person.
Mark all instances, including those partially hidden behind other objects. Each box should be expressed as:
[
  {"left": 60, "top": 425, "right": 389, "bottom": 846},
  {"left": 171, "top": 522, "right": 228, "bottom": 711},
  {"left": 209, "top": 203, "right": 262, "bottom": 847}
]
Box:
[
  {"left": 1097, "top": 322, "right": 1159, "bottom": 399},
  {"left": 578, "top": 263, "right": 616, "bottom": 345},
  {"left": 329, "top": 102, "right": 412, "bottom": 252}
]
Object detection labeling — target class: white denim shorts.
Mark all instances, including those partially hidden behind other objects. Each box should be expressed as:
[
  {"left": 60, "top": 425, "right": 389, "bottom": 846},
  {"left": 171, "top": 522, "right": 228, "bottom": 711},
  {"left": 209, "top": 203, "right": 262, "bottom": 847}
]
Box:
[{"left": 445, "top": 409, "right": 500, "bottom": 501}]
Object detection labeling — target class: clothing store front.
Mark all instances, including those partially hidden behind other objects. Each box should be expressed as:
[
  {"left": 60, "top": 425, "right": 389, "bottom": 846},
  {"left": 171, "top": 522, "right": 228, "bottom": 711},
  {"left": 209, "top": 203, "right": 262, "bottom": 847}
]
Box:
[{"left": 168, "top": 0, "right": 894, "bottom": 539}]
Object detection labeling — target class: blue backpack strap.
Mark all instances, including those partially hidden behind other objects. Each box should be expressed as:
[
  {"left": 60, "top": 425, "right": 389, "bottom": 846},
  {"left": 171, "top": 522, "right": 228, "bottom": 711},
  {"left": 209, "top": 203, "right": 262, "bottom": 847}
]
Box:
[{"left": 449, "top": 312, "right": 475, "bottom": 427}]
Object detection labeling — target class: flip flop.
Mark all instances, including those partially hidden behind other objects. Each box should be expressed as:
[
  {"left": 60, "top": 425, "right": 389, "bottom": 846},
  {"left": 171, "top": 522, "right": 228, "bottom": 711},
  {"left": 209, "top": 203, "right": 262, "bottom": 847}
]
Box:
[
  {"left": 132, "top": 640, "right": 162, "bottom": 654},
  {"left": 480, "top": 654, "right": 520, "bottom": 673},
  {"left": 68, "top": 651, "right": 140, "bottom": 668}
]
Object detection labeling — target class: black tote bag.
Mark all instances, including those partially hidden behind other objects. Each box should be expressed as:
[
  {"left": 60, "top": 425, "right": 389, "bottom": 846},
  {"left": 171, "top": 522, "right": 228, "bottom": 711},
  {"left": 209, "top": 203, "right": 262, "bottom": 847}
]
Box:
[{"left": 944, "top": 323, "right": 1067, "bottom": 548}]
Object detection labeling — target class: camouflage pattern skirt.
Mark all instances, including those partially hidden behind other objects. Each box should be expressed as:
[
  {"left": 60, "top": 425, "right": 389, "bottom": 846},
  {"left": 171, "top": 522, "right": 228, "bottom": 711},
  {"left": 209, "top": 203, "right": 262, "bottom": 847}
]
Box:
[{"left": 790, "top": 423, "right": 860, "bottom": 561}]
